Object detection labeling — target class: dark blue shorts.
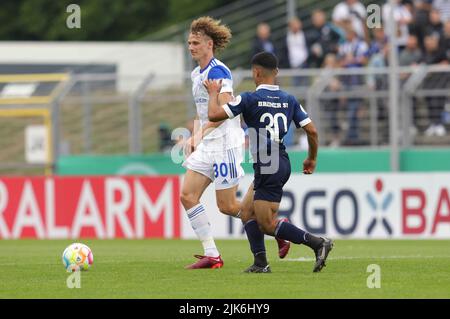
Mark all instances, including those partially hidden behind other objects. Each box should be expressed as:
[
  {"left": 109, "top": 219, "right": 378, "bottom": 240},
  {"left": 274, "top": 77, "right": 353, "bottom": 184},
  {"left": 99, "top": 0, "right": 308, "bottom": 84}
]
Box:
[{"left": 253, "top": 151, "right": 291, "bottom": 203}]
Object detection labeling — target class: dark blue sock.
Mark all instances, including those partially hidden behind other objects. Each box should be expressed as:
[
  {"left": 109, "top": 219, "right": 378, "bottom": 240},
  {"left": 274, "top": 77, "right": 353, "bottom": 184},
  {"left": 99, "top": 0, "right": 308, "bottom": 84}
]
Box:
[
  {"left": 244, "top": 219, "right": 266, "bottom": 255},
  {"left": 274, "top": 221, "right": 323, "bottom": 250},
  {"left": 274, "top": 220, "right": 307, "bottom": 245}
]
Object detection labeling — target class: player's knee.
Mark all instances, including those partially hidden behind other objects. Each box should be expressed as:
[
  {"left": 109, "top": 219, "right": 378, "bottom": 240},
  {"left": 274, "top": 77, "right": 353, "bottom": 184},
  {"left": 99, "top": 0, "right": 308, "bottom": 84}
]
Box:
[
  {"left": 240, "top": 207, "right": 253, "bottom": 223},
  {"left": 217, "top": 200, "right": 237, "bottom": 217},
  {"left": 180, "top": 191, "right": 198, "bottom": 209}
]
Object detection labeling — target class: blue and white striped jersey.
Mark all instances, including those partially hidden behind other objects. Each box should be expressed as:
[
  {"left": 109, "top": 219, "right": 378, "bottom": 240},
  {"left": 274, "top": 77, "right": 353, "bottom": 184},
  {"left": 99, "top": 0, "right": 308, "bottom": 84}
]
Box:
[{"left": 191, "top": 57, "right": 244, "bottom": 150}]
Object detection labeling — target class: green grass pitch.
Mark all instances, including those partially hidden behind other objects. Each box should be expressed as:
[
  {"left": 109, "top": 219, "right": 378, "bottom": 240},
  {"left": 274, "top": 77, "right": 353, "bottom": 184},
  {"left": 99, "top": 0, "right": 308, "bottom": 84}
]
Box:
[{"left": 1, "top": 239, "right": 449, "bottom": 298}]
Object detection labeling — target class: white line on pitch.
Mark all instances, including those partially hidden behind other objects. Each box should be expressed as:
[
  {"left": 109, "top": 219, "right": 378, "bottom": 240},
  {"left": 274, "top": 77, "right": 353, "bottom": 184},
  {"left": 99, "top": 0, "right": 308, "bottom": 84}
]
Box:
[{"left": 281, "top": 255, "right": 450, "bottom": 262}]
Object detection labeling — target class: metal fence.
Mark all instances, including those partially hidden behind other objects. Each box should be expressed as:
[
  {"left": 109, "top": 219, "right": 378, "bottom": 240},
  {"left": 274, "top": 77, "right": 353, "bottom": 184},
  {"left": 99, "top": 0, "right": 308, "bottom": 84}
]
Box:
[
  {"left": 0, "top": 65, "right": 449, "bottom": 174},
  {"left": 146, "top": 0, "right": 384, "bottom": 70}
]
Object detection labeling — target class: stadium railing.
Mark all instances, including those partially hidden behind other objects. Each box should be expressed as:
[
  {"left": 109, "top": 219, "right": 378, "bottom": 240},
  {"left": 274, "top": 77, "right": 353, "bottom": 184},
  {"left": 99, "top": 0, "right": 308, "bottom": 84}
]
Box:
[
  {"left": 0, "top": 73, "right": 70, "bottom": 175},
  {"left": 1, "top": 65, "right": 449, "bottom": 175}
]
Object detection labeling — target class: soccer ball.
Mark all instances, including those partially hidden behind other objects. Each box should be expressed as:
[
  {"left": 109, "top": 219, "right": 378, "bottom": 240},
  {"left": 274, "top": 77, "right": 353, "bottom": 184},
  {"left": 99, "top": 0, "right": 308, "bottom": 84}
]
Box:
[{"left": 62, "top": 243, "right": 94, "bottom": 272}]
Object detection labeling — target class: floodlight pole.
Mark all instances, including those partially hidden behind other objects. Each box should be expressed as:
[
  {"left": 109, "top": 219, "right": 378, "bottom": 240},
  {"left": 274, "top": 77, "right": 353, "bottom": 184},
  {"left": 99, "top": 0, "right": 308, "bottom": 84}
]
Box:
[{"left": 388, "top": 0, "right": 400, "bottom": 171}]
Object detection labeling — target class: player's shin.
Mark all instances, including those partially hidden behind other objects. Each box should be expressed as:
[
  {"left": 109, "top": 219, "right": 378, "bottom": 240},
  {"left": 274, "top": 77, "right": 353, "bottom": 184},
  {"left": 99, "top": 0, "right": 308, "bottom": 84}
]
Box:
[
  {"left": 244, "top": 219, "right": 268, "bottom": 267},
  {"left": 186, "top": 203, "right": 220, "bottom": 257},
  {"left": 217, "top": 198, "right": 241, "bottom": 218},
  {"left": 274, "top": 219, "right": 323, "bottom": 250}
]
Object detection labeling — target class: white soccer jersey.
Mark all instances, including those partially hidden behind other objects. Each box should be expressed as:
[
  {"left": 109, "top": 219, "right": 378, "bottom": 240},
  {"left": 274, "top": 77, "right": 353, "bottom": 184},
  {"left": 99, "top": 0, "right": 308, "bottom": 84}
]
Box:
[{"left": 191, "top": 57, "right": 244, "bottom": 151}]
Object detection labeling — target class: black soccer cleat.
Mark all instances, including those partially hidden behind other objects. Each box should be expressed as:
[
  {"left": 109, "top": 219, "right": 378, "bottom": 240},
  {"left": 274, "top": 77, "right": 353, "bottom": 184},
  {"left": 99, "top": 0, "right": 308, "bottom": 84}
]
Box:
[
  {"left": 243, "top": 264, "right": 272, "bottom": 273},
  {"left": 313, "top": 238, "right": 334, "bottom": 273}
]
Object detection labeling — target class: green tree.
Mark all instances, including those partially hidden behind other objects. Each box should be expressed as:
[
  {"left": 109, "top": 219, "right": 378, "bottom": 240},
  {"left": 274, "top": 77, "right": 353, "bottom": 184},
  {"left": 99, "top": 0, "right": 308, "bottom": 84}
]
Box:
[
  {"left": 0, "top": 0, "right": 236, "bottom": 41},
  {"left": 1, "top": 0, "right": 169, "bottom": 40}
]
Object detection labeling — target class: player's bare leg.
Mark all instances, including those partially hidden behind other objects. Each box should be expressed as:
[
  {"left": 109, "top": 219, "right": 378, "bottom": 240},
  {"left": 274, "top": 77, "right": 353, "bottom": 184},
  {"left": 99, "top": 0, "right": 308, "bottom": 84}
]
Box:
[
  {"left": 254, "top": 200, "right": 334, "bottom": 273},
  {"left": 239, "top": 183, "right": 290, "bottom": 264},
  {"left": 217, "top": 183, "right": 270, "bottom": 272},
  {"left": 253, "top": 200, "right": 281, "bottom": 235},
  {"left": 215, "top": 185, "right": 241, "bottom": 217},
  {"left": 240, "top": 183, "right": 256, "bottom": 224},
  {"left": 238, "top": 184, "right": 286, "bottom": 273},
  {"left": 180, "top": 170, "right": 211, "bottom": 210},
  {"left": 216, "top": 179, "right": 288, "bottom": 249},
  {"left": 181, "top": 169, "right": 223, "bottom": 269}
]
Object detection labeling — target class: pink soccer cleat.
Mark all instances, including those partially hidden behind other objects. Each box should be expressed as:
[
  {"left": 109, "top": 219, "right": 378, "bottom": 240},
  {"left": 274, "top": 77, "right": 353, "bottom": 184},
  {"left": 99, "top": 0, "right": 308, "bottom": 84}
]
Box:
[
  {"left": 185, "top": 255, "right": 224, "bottom": 269},
  {"left": 276, "top": 218, "right": 291, "bottom": 259},
  {"left": 276, "top": 237, "right": 291, "bottom": 259}
]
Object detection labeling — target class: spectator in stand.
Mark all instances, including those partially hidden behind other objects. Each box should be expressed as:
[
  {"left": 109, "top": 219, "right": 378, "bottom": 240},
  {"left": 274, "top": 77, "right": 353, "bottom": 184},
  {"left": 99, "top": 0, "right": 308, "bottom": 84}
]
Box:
[
  {"left": 421, "top": 34, "right": 449, "bottom": 136},
  {"left": 421, "top": 34, "right": 448, "bottom": 68},
  {"left": 400, "top": 34, "right": 423, "bottom": 67},
  {"left": 442, "top": 20, "right": 450, "bottom": 60},
  {"left": 338, "top": 25, "right": 368, "bottom": 82},
  {"left": 337, "top": 25, "right": 368, "bottom": 145},
  {"left": 426, "top": 8, "right": 445, "bottom": 38},
  {"left": 410, "top": 0, "right": 433, "bottom": 51},
  {"left": 382, "top": 0, "right": 413, "bottom": 50},
  {"left": 367, "top": 28, "right": 388, "bottom": 59},
  {"left": 306, "top": 9, "right": 341, "bottom": 68},
  {"left": 282, "top": 16, "right": 307, "bottom": 148},
  {"left": 399, "top": 35, "right": 423, "bottom": 135},
  {"left": 252, "top": 23, "right": 276, "bottom": 58},
  {"left": 366, "top": 27, "right": 390, "bottom": 144},
  {"left": 366, "top": 27, "right": 389, "bottom": 83},
  {"left": 321, "top": 54, "right": 345, "bottom": 147},
  {"left": 440, "top": 20, "right": 450, "bottom": 128},
  {"left": 332, "top": 0, "right": 368, "bottom": 42},
  {"left": 286, "top": 16, "right": 309, "bottom": 86},
  {"left": 433, "top": 0, "right": 450, "bottom": 21}
]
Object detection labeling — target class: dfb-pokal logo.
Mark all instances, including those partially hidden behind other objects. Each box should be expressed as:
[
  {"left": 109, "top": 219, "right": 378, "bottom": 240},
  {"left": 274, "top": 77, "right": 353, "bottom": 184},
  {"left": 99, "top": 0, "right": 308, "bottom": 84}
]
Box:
[{"left": 366, "top": 179, "right": 393, "bottom": 235}]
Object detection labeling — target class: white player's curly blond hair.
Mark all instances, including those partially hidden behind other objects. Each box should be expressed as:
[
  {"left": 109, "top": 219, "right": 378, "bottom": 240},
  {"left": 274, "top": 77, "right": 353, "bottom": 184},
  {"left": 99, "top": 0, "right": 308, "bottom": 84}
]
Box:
[{"left": 190, "top": 16, "right": 232, "bottom": 53}]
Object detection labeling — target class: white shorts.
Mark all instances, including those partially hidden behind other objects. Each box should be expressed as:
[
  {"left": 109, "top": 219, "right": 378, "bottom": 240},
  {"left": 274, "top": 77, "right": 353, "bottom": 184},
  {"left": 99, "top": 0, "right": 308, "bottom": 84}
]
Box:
[{"left": 182, "top": 145, "right": 244, "bottom": 190}]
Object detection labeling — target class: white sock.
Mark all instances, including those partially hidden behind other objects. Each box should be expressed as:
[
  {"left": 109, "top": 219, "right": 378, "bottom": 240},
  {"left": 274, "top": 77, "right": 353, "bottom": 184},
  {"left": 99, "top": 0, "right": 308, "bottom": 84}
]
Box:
[{"left": 187, "top": 204, "right": 219, "bottom": 257}]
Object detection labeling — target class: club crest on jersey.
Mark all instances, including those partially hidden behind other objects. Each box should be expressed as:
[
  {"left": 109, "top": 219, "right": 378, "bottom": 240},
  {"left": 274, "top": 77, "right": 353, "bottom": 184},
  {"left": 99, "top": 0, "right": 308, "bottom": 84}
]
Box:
[
  {"left": 229, "top": 95, "right": 242, "bottom": 106},
  {"left": 195, "top": 98, "right": 208, "bottom": 104}
]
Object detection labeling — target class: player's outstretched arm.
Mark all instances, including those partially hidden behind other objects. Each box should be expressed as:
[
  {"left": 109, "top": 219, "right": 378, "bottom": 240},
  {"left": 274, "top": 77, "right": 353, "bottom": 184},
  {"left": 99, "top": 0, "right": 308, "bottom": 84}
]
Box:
[
  {"left": 204, "top": 79, "right": 230, "bottom": 122},
  {"left": 302, "top": 122, "right": 318, "bottom": 174}
]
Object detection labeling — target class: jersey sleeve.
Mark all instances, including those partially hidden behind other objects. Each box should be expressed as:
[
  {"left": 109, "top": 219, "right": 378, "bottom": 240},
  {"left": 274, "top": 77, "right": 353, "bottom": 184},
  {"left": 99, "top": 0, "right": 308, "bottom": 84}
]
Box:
[
  {"left": 222, "top": 93, "right": 248, "bottom": 119},
  {"left": 207, "top": 65, "right": 233, "bottom": 94},
  {"left": 292, "top": 97, "right": 311, "bottom": 128}
]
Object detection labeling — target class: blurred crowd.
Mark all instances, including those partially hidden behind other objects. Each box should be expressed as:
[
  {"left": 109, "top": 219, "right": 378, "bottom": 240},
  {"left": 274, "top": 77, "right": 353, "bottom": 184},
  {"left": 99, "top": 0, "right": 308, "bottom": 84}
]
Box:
[
  {"left": 160, "top": 0, "right": 450, "bottom": 153},
  {"left": 251, "top": 0, "right": 450, "bottom": 147}
]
